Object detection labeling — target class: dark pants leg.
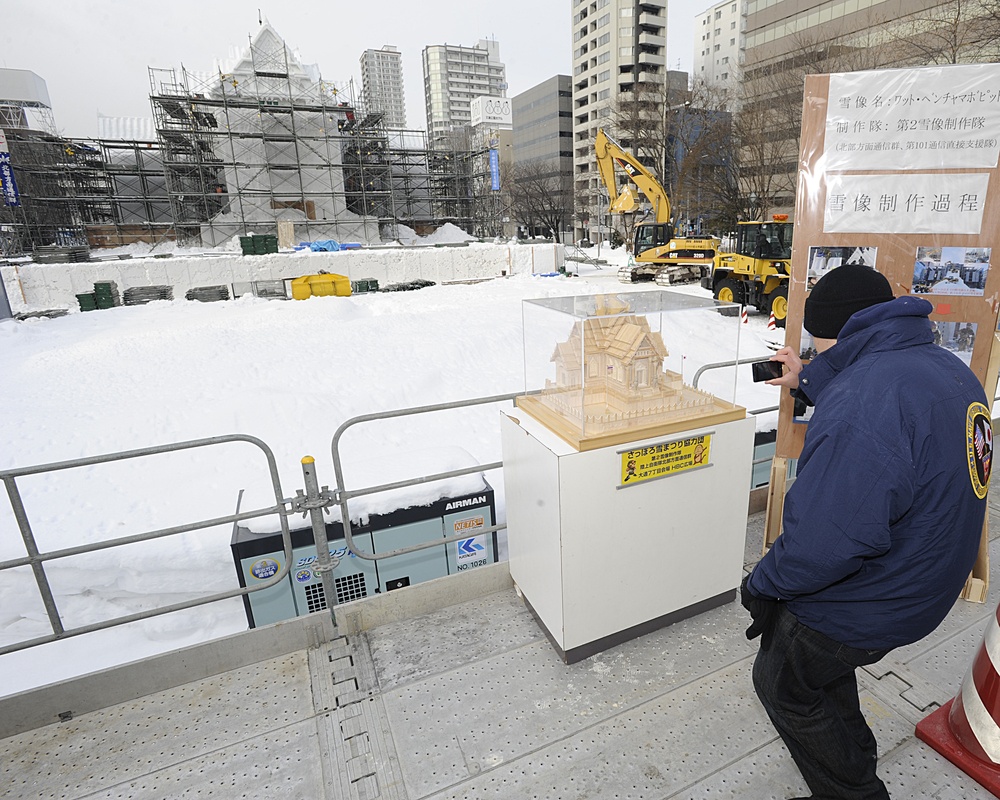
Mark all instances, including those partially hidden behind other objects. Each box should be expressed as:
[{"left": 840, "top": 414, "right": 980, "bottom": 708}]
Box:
[{"left": 752, "top": 604, "right": 891, "bottom": 800}]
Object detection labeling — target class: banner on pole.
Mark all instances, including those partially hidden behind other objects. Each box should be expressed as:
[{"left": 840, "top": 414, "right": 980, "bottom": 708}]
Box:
[
  {"left": 489, "top": 148, "right": 500, "bottom": 192},
  {"left": 0, "top": 131, "right": 21, "bottom": 208}
]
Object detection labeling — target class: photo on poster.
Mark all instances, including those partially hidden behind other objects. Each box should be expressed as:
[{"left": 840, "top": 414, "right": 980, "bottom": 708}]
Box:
[
  {"left": 792, "top": 325, "right": 818, "bottom": 424},
  {"left": 913, "top": 247, "right": 991, "bottom": 296},
  {"left": 932, "top": 320, "right": 977, "bottom": 365},
  {"left": 799, "top": 327, "right": 818, "bottom": 362},
  {"left": 807, "top": 246, "right": 877, "bottom": 286}
]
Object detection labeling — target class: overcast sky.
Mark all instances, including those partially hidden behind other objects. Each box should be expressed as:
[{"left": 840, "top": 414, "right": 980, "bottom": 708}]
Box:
[{"left": 2, "top": 1, "right": 708, "bottom": 139}]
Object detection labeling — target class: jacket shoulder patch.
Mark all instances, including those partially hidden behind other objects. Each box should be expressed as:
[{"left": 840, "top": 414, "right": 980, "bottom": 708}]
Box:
[{"left": 967, "top": 402, "right": 992, "bottom": 500}]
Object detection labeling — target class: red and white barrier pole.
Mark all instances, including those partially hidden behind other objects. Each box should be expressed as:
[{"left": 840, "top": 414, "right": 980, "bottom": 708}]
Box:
[{"left": 916, "top": 600, "right": 1000, "bottom": 792}]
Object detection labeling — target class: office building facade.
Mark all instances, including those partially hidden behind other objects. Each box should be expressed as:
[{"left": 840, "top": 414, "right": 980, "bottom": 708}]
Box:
[
  {"left": 512, "top": 75, "right": 574, "bottom": 239},
  {"left": 422, "top": 39, "right": 507, "bottom": 147},
  {"left": 360, "top": 45, "right": 407, "bottom": 129},
  {"left": 694, "top": 0, "right": 744, "bottom": 89},
  {"left": 570, "top": 0, "right": 668, "bottom": 244}
]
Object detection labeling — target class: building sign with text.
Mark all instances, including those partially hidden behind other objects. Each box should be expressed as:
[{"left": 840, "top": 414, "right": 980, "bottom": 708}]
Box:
[{"left": 470, "top": 96, "right": 512, "bottom": 129}]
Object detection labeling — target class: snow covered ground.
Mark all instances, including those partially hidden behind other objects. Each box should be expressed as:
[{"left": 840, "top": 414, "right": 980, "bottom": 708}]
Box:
[{"left": 0, "top": 240, "right": 785, "bottom": 696}]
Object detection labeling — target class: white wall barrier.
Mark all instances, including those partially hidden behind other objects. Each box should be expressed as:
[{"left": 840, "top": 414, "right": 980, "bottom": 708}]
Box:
[{"left": 1, "top": 243, "right": 565, "bottom": 313}]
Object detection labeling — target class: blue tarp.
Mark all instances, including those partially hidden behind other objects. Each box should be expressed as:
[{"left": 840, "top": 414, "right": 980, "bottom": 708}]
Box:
[{"left": 309, "top": 240, "right": 340, "bottom": 252}]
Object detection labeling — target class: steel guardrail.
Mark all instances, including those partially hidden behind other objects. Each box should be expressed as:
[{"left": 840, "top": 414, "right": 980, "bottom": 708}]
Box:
[
  {"left": 0, "top": 434, "right": 294, "bottom": 656},
  {"left": 330, "top": 392, "right": 521, "bottom": 562}
]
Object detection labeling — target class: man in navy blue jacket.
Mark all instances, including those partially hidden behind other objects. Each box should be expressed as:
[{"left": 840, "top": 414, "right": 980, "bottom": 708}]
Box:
[{"left": 742, "top": 264, "right": 991, "bottom": 800}]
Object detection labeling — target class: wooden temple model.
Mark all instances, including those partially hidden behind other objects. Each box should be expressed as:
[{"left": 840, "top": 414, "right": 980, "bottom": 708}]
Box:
[{"left": 516, "top": 294, "right": 745, "bottom": 451}]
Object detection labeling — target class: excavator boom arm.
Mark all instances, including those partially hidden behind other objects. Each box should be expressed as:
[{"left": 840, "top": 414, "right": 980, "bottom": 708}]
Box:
[{"left": 594, "top": 128, "right": 671, "bottom": 224}]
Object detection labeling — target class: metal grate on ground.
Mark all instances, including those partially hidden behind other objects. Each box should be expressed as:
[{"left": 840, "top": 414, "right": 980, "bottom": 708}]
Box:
[{"left": 3, "top": 504, "right": 1000, "bottom": 799}]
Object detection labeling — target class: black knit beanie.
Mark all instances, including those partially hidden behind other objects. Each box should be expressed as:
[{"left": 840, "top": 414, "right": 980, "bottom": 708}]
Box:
[{"left": 804, "top": 264, "right": 894, "bottom": 339}]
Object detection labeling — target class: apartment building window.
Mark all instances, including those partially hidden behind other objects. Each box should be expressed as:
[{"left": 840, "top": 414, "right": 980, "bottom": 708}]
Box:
[
  {"left": 619, "top": 27, "right": 633, "bottom": 37},
  {"left": 598, "top": 51, "right": 610, "bottom": 64},
  {"left": 598, "top": 33, "right": 610, "bottom": 45},
  {"left": 620, "top": 6, "right": 633, "bottom": 15},
  {"left": 598, "top": 13, "right": 609, "bottom": 26}
]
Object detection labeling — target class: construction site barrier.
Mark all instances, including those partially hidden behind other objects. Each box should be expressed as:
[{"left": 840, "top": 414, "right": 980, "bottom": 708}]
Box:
[{"left": 916, "top": 599, "right": 1000, "bottom": 793}]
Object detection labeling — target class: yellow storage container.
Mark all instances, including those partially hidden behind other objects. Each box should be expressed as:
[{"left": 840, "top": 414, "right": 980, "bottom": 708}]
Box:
[
  {"left": 309, "top": 273, "right": 352, "bottom": 297},
  {"left": 290, "top": 274, "right": 353, "bottom": 300},
  {"left": 290, "top": 276, "right": 313, "bottom": 300}
]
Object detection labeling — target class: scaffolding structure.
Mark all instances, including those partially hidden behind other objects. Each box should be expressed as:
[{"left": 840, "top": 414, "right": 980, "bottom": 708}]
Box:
[
  {"left": 0, "top": 129, "right": 114, "bottom": 256},
  {"left": 145, "top": 24, "right": 477, "bottom": 247},
  {"left": 0, "top": 26, "right": 487, "bottom": 256},
  {"left": 90, "top": 139, "right": 175, "bottom": 247}
]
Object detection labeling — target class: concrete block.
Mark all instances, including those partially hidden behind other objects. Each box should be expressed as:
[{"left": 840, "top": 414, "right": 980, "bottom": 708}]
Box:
[
  {"left": 334, "top": 561, "right": 513, "bottom": 634},
  {"left": 1, "top": 265, "right": 26, "bottom": 312}
]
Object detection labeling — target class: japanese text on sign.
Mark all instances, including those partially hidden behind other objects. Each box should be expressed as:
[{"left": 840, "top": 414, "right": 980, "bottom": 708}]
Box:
[
  {"left": 0, "top": 131, "right": 19, "bottom": 208},
  {"left": 824, "top": 173, "right": 989, "bottom": 234},
  {"left": 618, "top": 434, "right": 711, "bottom": 488},
  {"left": 826, "top": 64, "right": 1000, "bottom": 170}
]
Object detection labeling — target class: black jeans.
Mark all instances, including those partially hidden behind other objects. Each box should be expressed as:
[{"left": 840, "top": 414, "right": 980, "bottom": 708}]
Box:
[{"left": 752, "top": 604, "right": 891, "bottom": 800}]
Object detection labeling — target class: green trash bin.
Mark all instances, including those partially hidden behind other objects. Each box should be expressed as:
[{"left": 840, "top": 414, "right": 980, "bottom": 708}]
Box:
[{"left": 76, "top": 292, "right": 98, "bottom": 312}]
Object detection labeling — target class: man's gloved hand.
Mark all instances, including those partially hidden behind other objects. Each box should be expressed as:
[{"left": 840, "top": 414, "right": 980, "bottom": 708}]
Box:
[{"left": 741, "top": 573, "right": 779, "bottom": 641}]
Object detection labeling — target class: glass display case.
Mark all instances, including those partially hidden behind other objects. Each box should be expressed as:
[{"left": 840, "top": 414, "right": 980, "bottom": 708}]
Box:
[{"left": 516, "top": 290, "right": 746, "bottom": 451}]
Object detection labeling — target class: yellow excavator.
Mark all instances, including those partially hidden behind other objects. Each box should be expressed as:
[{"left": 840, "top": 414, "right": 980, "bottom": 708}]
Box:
[{"left": 594, "top": 128, "right": 720, "bottom": 285}]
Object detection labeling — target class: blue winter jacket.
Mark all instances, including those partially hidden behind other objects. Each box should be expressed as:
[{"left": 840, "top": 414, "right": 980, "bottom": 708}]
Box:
[{"left": 748, "top": 296, "right": 990, "bottom": 649}]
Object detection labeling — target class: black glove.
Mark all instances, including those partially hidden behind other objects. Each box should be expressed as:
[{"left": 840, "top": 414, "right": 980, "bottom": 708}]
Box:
[{"left": 740, "top": 573, "right": 779, "bottom": 641}]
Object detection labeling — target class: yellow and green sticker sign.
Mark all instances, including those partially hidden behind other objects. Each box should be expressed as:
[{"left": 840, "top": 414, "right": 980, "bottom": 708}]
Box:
[{"left": 619, "top": 433, "right": 712, "bottom": 488}]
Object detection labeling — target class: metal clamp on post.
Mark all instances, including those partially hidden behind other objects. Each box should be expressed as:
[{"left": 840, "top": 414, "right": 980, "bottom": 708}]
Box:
[
  {"left": 288, "top": 486, "right": 338, "bottom": 516},
  {"left": 299, "top": 456, "right": 338, "bottom": 619}
]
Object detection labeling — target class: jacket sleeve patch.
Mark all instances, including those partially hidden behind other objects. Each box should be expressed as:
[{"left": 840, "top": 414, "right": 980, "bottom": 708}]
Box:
[{"left": 967, "top": 402, "right": 992, "bottom": 499}]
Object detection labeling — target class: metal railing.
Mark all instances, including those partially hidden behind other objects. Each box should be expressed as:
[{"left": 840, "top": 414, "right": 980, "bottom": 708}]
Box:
[
  {"left": 0, "top": 434, "right": 294, "bottom": 656},
  {"left": 0, "top": 383, "right": 798, "bottom": 657},
  {"left": 329, "top": 392, "right": 519, "bottom": 564}
]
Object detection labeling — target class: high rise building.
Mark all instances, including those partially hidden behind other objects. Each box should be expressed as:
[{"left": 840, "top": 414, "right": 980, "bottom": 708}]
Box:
[
  {"left": 693, "top": 1, "right": 743, "bottom": 90},
  {"left": 512, "top": 75, "right": 574, "bottom": 239},
  {"left": 569, "top": 0, "right": 668, "bottom": 244},
  {"left": 422, "top": 39, "right": 507, "bottom": 147},
  {"left": 360, "top": 45, "right": 406, "bottom": 129},
  {"left": 740, "top": 0, "right": 1000, "bottom": 213}
]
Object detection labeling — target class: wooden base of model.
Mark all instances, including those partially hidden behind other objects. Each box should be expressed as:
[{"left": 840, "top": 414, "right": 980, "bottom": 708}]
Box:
[{"left": 516, "top": 391, "right": 746, "bottom": 452}]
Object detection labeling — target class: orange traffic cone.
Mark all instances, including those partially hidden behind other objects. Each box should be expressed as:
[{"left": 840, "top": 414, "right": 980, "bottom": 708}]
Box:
[
  {"left": 767, "top": 311, "right": 776, "bottom": 331},
  {"left": 916, "top": 601, "right": 1000, "bottom": 793}
]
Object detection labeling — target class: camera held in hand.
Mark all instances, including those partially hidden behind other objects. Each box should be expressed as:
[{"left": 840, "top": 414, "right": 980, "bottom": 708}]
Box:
[{"left": 751, "top": 360, "right": 783, "bottom": 382}]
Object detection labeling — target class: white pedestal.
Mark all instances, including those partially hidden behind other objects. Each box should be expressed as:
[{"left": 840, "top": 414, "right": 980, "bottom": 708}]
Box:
[{"left": 501, "top": 411, "right": 755, "bottom": 663}]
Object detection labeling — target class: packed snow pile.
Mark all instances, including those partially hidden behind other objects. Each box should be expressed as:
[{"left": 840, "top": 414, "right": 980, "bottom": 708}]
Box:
[{"left": 393, "top": 222, "right": 477, "bottom": 246}]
